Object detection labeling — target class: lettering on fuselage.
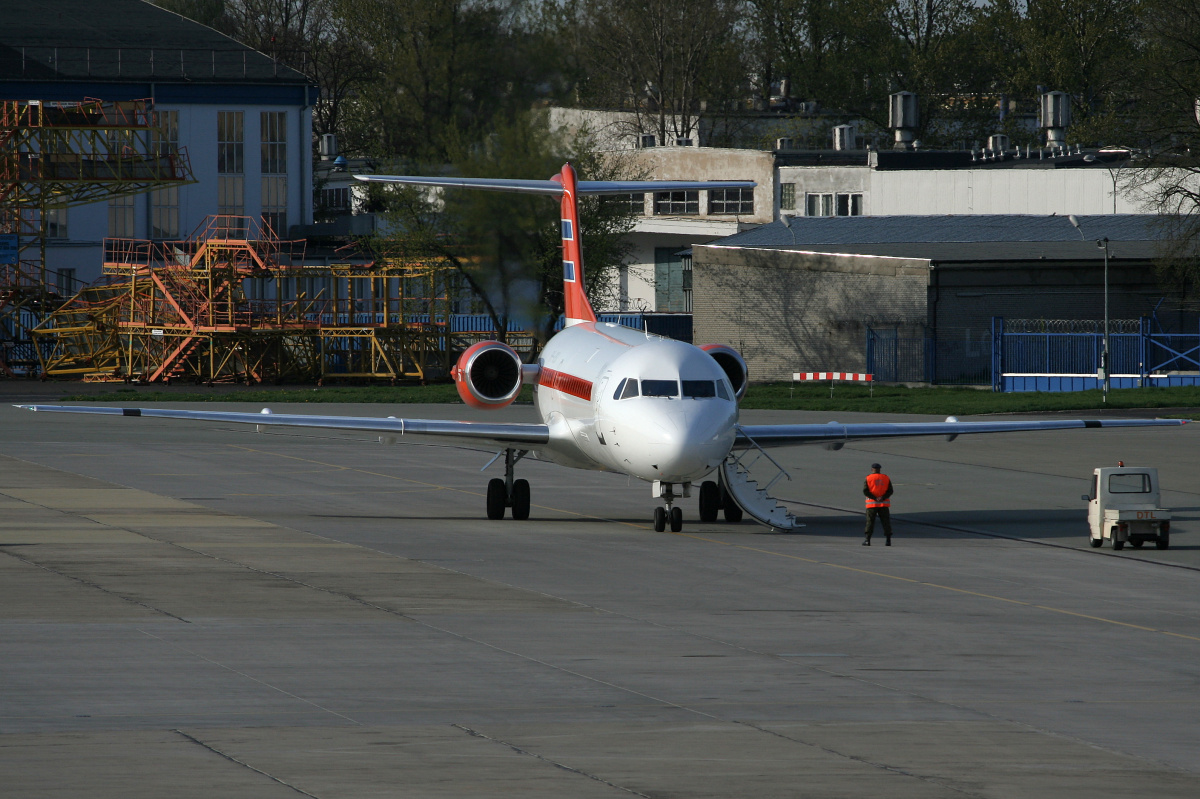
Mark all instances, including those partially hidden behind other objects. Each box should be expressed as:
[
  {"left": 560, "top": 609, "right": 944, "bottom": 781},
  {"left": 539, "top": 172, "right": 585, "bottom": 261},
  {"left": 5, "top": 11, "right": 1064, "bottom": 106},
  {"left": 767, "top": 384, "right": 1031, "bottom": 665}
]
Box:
[{"left": 538, "top": 367, "right": 593, "bottom": 401}]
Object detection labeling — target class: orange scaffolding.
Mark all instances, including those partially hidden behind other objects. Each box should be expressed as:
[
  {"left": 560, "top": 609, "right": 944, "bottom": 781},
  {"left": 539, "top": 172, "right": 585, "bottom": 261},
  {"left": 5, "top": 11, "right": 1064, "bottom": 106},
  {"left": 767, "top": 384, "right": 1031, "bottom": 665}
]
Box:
[
  {"left": 0, "top": 98, "right": 193, "bottom": 375},
  {"left": 34, "top": 215, "right": 470, "bottom": 383}
]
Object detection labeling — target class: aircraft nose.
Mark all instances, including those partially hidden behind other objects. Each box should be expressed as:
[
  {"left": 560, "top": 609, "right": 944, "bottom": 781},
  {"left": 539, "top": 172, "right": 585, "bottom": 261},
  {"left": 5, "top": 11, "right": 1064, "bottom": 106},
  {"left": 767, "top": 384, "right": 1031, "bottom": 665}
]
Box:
[{"left": 639, "top": 405, "right": 735, "bottom": 481}]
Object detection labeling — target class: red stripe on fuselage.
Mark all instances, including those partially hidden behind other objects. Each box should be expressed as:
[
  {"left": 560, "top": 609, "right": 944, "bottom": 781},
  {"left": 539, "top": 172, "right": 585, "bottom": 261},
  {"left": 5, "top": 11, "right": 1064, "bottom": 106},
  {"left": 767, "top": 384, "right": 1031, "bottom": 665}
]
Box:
[{"left": 538, "top": 367, "right": 593, "bottom": 401}]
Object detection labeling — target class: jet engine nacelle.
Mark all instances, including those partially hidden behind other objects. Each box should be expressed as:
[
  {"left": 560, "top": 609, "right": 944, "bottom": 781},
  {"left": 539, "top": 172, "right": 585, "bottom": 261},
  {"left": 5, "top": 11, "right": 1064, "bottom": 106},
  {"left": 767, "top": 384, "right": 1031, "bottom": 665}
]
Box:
[
  {"left": 453, "top": 341, "right": 526, "bottom": 409},
  {"left": 699, "top": 344, "right": 748, "bottom": 401}
]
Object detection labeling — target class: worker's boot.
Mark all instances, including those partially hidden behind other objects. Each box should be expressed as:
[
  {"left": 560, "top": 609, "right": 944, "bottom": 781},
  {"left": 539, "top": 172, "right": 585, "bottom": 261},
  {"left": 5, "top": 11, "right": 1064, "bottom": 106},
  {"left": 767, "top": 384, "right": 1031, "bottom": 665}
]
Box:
[
  {"left": 885, "top": 536, "right": 892, "bottom": 546},
  {"left": 862, "top": 536, "right": 871, "bottom": 546}
]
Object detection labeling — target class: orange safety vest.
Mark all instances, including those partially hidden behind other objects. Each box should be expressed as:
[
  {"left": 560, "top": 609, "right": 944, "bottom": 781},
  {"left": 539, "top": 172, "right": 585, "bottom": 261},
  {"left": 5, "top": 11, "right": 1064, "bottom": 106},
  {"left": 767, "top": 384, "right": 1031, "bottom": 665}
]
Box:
[{"left": 865, "top": 473, "right": 891, "bottom": 508}]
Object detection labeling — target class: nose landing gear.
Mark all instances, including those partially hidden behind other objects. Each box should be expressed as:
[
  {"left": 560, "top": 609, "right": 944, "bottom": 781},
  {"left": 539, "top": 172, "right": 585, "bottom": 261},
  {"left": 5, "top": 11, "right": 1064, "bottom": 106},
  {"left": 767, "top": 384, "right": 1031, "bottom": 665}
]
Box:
[
  {"left": 652, "top": 481, "right": 689, "bottom": 532},
  {"left": 486, "top": 449, "right": 530, "bottom": 520}
]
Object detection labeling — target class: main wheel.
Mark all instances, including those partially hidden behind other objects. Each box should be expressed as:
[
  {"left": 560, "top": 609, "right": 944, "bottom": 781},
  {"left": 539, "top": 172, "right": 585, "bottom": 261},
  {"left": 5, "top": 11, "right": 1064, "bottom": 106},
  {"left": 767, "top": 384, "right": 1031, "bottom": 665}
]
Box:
[
  {"left": 653, "top": 507, "right": 667, "bottom": 532},
  {"left": 698, "top": 481, "right": 719, "bottom": 523},
  {"left": 1129, "top": 538, "right": 1145, "bottom": 549},
  {"left": 723, "top": 495, "right": 743, "bottom": 523},
  {"left": 510, "top": 479, "right": 530, "bottom": 520},
  {"left": 486, "top": 478, "right": 507, "bottom": 520},
  {"left": 669, "top": 506, "right": 683, "bottom": 532},
  {"left": 1156, "top": 533, "right": 1170, "bottom": 550}
]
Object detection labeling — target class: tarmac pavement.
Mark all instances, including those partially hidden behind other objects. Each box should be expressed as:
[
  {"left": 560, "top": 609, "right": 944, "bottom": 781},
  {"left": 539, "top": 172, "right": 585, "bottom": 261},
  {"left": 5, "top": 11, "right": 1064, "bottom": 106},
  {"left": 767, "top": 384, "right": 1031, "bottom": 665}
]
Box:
[{"left": 1, "top": 386, "right": 1198, "bottom": 797}]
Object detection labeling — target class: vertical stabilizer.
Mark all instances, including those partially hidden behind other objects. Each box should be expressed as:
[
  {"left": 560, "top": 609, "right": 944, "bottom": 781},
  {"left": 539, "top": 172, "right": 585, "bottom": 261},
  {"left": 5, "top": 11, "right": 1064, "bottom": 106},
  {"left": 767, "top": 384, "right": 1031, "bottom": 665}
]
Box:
[{"left": 554, "top": 164, "right": 598, "bottom": 327}]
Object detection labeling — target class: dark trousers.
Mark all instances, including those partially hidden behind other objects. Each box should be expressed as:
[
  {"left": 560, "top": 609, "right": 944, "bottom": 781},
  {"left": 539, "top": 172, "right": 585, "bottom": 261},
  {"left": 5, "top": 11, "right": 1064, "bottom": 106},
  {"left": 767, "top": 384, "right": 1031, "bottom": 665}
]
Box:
[{"left": 865, "top": 506, "right": 891, "bottom": 539}]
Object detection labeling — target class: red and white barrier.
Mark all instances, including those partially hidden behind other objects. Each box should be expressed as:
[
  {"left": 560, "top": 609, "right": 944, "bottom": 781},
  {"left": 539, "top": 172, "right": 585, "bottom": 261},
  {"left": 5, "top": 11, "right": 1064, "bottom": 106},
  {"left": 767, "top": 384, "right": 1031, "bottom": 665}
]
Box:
[{"left": 792, "top": 372, "right": 872, "bottom": 382}]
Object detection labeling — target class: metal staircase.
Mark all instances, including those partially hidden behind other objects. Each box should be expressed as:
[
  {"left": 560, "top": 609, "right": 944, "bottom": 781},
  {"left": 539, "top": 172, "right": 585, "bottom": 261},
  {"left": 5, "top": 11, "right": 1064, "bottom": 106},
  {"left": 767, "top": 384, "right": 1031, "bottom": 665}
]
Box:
[{"left": 719, "top": 430, "right": 805, "bottom": 533}]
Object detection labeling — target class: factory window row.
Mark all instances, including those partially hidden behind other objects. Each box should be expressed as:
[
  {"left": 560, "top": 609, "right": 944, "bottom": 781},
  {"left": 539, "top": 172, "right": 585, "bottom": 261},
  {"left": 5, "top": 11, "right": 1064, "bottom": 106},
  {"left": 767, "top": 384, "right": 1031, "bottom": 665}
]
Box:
[{"left": 104, "top": 109, "right": 291, "bottom": 240}]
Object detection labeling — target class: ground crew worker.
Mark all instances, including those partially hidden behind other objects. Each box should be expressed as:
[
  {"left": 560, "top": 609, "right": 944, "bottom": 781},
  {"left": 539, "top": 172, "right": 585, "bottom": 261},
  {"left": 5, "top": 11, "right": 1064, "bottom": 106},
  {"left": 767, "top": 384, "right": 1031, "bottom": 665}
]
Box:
[{"left": 863, "top": 463, "right": 893, "bottom": 546}]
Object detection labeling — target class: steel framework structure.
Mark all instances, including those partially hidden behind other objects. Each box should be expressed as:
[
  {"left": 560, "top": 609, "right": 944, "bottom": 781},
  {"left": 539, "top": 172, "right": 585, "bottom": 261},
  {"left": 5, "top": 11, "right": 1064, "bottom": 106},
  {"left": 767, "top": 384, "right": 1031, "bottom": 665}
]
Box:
[
  {"left": 0, "top": 98, "right": 193, "bottom": 375},
  {"left": 34, "top": 215, "right": 467, "bottom": 383}
]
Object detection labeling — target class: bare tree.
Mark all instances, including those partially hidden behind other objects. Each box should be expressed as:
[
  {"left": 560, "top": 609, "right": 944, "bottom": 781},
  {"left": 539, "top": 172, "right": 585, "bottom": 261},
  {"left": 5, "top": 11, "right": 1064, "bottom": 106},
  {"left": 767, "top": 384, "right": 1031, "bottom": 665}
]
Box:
[{"left": 571, "top": 0, "right": 745, "bottom": 145}]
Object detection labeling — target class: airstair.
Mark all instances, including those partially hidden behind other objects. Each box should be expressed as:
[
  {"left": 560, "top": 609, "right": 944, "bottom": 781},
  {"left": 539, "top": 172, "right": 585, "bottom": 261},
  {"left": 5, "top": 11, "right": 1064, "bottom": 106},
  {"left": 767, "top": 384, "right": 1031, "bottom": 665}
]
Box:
[{"left": 719, "top": 430, "right": 805, "bottom": 533}]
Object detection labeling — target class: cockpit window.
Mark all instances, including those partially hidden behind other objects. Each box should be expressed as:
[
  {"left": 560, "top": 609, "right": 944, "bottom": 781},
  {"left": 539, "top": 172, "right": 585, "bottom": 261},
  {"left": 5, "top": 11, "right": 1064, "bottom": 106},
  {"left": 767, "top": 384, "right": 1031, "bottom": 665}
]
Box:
[
  {"left": 613, "top": 378, "right": 626, "bottom": 400},
  {"left": 715, "top": 380, "right": 731, "bottom": 400},
  {"left": 641, "top": 379, "right": 679, "bottom": 397},
  {"left": 681, "top": 380, "right": 716, "bottom": 398},
  {"left": 619, "top": 378, "right": 640, "bottom": 400}
]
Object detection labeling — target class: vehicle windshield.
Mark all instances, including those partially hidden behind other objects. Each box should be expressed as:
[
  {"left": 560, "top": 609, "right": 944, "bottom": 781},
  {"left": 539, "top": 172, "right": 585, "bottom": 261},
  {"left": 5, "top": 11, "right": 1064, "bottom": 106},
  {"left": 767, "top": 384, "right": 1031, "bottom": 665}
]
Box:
[
  {"left": 681, "top": 380, "right": 716, "bottom": 398},
  {"left": 641, "top": 379, "right": 679, "bottom": 397},
  {"left": 1109, "top": 473, "right": 1151, "bottom": 493}
]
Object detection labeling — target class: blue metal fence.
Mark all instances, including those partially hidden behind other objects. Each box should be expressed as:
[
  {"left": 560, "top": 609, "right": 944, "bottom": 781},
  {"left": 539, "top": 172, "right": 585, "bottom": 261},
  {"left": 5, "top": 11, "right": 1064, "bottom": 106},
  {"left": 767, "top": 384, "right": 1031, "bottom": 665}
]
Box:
[
  {"left": 992, "top": 317, "right": 1200, "bottom": 392},
  {"left": 865, "top": 327, "right": 990, "bottom": 385}
]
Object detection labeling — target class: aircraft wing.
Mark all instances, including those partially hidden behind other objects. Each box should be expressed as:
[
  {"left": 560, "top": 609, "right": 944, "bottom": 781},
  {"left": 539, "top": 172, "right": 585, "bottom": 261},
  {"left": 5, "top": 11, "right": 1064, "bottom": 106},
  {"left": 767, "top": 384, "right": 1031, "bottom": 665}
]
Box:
[
  {"left": 15, "top": 405, "right": 550, "bottom": 450},
  {"left": 736, "top": 417, "right": 1187, "bottom": 448}
]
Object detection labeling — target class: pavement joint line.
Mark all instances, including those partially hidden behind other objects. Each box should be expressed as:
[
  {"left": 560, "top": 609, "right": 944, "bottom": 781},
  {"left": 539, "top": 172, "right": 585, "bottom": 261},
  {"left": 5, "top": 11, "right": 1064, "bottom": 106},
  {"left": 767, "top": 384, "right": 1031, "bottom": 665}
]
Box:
[
  {"left": 141, "top": 629, "right": 364, "bottom": 726},
  {"left": 452, "top": 723, "right": 652, "bottom": 798},
  {"left": 675, "top": 533, "right": 1200, "bottom": 643},
  {"left": 171, "top": 729, "right": 323, "bottom": 798},
  {"left": 733, "top": 719, "right": 987, "bottom": 798},
  {"left": 0, "top": 544, "right": 190, "bottom": 624}
]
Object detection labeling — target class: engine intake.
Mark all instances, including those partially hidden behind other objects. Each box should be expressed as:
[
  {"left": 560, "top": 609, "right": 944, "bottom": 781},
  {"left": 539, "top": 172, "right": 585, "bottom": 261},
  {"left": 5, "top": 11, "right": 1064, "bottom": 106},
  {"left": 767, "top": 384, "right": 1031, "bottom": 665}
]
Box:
[
  {"left": 699, "top": 344, "right": 748, "bottom": 401},
  {"left": 453, "top": 341, "right": 524, "bottom": 409}
]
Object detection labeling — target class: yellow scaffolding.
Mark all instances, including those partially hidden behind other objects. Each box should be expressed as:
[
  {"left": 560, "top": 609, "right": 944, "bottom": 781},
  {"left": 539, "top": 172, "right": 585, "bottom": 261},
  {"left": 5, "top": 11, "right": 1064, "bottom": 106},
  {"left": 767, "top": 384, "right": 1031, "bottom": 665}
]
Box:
[{"left": 0, "top": 98, "right": 193, "bottom": 375}]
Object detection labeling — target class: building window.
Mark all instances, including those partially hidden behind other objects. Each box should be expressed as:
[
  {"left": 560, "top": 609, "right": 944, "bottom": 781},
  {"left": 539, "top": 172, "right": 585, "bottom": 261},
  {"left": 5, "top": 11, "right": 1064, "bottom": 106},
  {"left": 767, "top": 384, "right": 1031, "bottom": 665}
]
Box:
[
  {"left": 261, "top": 111, "right": 287, "bottom": 235},
  {"left": 319, "top": 187, "right": 350, "bottom": 214},
  {"left": 806, "top": 192, "right": 863, "bottom": 216},
  {"left": 45, "top": 207, "right": 67, "bottom": 238},
  {"left": 218, "top": 111, "right": 245, "bottom": 228},
  {"left": 708, "top": 188, "right": 754, "bottom": 215},
  {"left": 57, "top": 268, "right": 76, "bottom": 297},
  {"left": 781, "top": 183, "right": 796, "bottom": 210},
  {"left": 654, "top": 190, "right": 699, "bottom": 215},
  {"left": 837, "top": 192, "right": 863, "bottom": 216},
  {"left": 655, "top": 246, "right": 688, "bottom": 312},
  {"left": 607, "top": 193, "right": 645, "bottom": 215},
  {"left": 151, "top": 110, "right": 180, "bottom": 239},
  {"left": 109, "top": 194, "right": 136, "bottom": 238}
]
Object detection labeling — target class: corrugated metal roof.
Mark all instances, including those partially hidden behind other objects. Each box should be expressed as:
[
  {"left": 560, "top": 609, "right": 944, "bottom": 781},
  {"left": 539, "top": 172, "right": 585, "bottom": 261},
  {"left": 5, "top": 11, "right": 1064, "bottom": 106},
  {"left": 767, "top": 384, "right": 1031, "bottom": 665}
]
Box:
[
  {"left": 718, "top": 215, "right": 1159, "bottom": 248},
  {"left": 0, "top": 0, "right": 308, "bottom": 84}
]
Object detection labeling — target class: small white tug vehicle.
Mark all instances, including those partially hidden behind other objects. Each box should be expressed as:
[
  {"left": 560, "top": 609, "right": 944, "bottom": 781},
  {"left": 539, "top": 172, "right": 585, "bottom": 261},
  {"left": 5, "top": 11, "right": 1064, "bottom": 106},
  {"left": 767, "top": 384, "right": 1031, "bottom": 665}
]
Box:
[{"left": 1083, "top": 463, "right": 1171, "bottom": 551}]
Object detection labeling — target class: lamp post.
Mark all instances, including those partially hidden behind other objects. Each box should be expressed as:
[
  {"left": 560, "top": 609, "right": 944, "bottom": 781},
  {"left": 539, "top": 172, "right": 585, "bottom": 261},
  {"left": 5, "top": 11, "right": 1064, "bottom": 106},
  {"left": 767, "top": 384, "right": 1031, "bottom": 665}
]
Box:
[
  {"left": 1083, "top": 148, "right": 1133, "bottom": 214},
  {"left": 1068, "top": 215, "right": 1110, "bottom": 401}
]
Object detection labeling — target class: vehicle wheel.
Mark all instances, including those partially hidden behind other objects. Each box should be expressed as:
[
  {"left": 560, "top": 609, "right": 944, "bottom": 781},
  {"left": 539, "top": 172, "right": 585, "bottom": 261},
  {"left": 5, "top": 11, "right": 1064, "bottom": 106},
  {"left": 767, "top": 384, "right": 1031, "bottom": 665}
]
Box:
[
  {"left": 1089, "top": 535, "right": 1103, "bottom": 548},
  {"left": 1113, "top": 537, "right": 1125, "bottom": 551},
  {"left": 486, "top": 478, "right": 507, "bottom": 520},
  {"left": 1156, "top": 534, "right": 1170, "bottom": 550},
  {"left": 698, "top": 481, "right": 719, "bottom": 523},
  {"left": 653, "top": 507, "right": 667, "bottom": 532},
  {"left": 670, "top": 506, "right": 683, "bottom": 532},
  {"left": 1129, "top": 538, "right": 1145, "bottom": 549},
  {"left": 510, "top": 479, "right": 530, "bottom": 521}
]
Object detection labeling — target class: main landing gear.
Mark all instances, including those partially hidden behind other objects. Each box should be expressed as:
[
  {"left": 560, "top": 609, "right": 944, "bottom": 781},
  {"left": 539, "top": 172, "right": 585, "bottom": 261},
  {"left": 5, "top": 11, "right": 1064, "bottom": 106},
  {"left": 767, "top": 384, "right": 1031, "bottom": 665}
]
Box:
[
  {"left": 652, "top": 481, "right": 688, "bottom": 532},
  {"left": 697, "top": 479, "right": 742, "bottom": 524},
  {"left": 486, "top": 449, "right": 530, "bottom": 520}
]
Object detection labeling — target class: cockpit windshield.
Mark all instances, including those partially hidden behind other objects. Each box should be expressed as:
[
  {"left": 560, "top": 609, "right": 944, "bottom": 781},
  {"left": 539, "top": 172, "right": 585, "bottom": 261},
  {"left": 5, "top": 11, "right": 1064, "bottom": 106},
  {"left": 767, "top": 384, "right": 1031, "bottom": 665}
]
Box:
[
  {"left": 681, "top": 380, "right": 716, "bottom": 398},
  {"left": 613, "top": 377, "right": 733, "bottom": 400},
  {"left": 641, "top": 379, "right": 679, "bottom": 397}
]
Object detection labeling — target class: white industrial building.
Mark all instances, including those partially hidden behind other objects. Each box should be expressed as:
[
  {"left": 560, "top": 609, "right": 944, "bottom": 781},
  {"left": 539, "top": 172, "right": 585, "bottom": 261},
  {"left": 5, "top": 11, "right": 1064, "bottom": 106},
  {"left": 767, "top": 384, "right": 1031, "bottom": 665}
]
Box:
[{"left": 0, "top": 0, "right": 317, "bottom": 289}]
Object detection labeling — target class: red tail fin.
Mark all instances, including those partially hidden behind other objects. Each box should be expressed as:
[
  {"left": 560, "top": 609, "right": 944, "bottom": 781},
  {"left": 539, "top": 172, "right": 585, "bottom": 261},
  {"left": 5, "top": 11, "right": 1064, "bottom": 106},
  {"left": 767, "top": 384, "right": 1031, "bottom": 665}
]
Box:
[{"left": 555, "top": 164, "right": 597, "bottom": 327}]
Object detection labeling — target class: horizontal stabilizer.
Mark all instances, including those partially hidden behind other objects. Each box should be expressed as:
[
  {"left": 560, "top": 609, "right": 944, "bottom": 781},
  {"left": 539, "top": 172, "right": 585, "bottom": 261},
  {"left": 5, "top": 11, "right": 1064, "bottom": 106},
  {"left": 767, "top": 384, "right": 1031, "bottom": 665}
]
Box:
[
  {"left": 355, "top": 174, "right": 564, "bottom": 195},
  {"left": 356, "top": 174, "right": 756, "bottom": 196}
]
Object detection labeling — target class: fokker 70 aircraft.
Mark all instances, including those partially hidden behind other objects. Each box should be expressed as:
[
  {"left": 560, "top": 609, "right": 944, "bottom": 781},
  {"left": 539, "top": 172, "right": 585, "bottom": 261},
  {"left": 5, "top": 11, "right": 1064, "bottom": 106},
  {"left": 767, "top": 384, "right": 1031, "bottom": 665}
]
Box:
[{"left": 19, "top": 164, "right": 1185, "bottom": 532}]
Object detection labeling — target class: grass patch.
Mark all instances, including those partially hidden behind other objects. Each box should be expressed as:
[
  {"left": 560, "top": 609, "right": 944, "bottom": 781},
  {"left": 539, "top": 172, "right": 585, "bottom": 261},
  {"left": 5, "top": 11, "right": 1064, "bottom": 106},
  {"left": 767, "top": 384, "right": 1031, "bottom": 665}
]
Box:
[{"left": 58, "top": 381, "right": 1200, "bottom": 416}]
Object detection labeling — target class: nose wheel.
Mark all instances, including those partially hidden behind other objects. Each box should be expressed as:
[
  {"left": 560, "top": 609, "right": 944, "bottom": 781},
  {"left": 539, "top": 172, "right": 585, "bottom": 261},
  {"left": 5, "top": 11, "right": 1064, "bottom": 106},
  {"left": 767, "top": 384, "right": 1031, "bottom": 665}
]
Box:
[
  {"left": 485, "top": 449, "right": 530, "bottom": 520},
  {"left": 652, "top": 481, "right": 688, "bottom": 532}
]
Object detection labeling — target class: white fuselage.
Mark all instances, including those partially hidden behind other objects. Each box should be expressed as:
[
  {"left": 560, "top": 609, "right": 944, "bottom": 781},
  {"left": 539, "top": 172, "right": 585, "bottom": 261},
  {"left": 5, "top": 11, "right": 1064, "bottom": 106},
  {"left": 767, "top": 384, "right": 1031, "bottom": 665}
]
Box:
[{"left": 532, "top": 323, "right": 739, "bottom": 483}]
